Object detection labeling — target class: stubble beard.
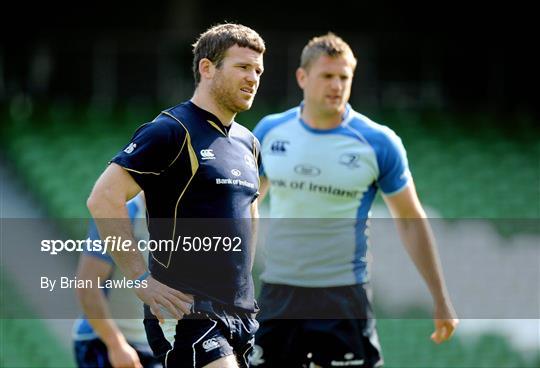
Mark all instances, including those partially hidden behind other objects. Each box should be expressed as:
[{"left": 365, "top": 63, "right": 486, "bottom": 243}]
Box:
[
  {"left": 325, "top": 96, "right": 348, "bottom": 116},
  {"left": 312, "top": 97, "right": 343, "bottom": 118},
  {"left": 210, "top": 73, "right": 251, "bottom": 116}
]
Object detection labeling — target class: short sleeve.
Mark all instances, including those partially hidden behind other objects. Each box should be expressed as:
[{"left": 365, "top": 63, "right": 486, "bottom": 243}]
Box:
[
  {"left": 110, "top": 115, "right": 187, "bottom": 189},
  {"left": 252, "top": 118, "right": 269, "bottom": 177},
  {"left": 253, "top": 136, "right": 262, "bottom": 173},
  {"left": 376, "top": 131, "right": 411, "bottom": 195}
]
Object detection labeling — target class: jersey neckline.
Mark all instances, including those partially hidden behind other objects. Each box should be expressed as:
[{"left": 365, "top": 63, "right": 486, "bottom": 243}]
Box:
[
  {"left": 297, "top": 103, "right": 352, "bottom": 135},
  {"left": 187, "top": 100, "right": 232, "bottom": 136}
]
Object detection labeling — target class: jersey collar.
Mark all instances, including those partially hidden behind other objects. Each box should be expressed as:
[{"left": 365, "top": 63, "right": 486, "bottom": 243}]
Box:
[
  {"left": 188, "top": 101, "right": 231, "bottom": 136},
  {"left": 297, "top": 102, "right": 353, "bottom": 134}
]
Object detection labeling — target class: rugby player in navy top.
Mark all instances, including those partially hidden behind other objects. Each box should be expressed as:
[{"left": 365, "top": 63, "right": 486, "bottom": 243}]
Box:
[
  {"left": 87, "top": 23, "right": 265, "bottom": 368},
  {"left": 251, "top": 33, "right": 458, "bottom": 367}
]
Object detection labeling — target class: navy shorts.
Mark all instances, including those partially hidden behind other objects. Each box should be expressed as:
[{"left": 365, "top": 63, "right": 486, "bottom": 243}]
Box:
[
  {"left": 251, "top": 283, "right": 383, "bottom": 368},
  {"left": 73, "top": 338, "right": 161, "bottom": 368},
  {"left": 144, "top": 300, "right": 258, "bottom": 368}
]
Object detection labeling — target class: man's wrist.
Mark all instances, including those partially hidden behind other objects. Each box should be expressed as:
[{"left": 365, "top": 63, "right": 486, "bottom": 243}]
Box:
[
  {"left": 102, "top": 331, "right": 128, "bottom": 349},
  {"left": 134, "top": 270, "right": 150, "bottom": 282},
  {"left": 432, "top": 289, "right": 451, "bottom": 304}
]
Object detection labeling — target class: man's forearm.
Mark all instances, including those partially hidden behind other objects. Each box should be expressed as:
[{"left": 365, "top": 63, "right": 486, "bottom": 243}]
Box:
[
  {"left": 77, "top": 288, "right": 127, "bottom": 348},
  {"left": 250, "top": 200, "right": 259, "bottom": 271},
  {"left": 96, "top": 220, "right": 147, "bottom": 280},
  {"left": 395, "top": 217, "right": 450, "bottom": 304},
  {"left": 88, "top": 197, "right": 147, "bottom": 280}
]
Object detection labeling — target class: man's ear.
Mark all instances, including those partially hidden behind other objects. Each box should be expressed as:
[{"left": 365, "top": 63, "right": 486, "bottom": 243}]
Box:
[
  {"left": 198, "top": 58, "right": 215, "bottom": 81},
  {"left": 296, "top": 67, "right": 307, "bottom": 89}
]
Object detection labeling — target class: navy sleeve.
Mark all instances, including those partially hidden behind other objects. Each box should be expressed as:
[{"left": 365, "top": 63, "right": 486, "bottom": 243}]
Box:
[
  {"left": 252, "top": 117, "right": 271, "bottom": 177},
  {"left": 110, "top": 114, "right": 187, "bottom": 189},
  {"left": 254, "top": 136, "right": 262, "bottom": 173}
]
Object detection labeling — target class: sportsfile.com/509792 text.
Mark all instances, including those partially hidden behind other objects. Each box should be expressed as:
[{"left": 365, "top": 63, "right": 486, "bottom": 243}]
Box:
[{"left": 40, "top": 236, "right": 242, "bottom": 255}]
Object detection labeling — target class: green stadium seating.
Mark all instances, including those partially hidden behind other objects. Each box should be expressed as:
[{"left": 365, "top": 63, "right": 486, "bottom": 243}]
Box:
[{"left": 0, "top": 270, "right": 74, "bottom": 367}]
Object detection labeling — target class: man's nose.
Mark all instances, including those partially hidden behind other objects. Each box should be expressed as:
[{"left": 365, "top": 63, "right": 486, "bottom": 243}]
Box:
[
  {"left": 330, "top": 76, "right": 342, "bottom": 90},
  {"left": 245, "top": 70, "right": 259, "bottom": 85}
]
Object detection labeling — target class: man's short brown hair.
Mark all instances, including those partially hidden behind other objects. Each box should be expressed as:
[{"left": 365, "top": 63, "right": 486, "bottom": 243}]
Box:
[
  {"left": 300, "top": 32, "right": 357, "bottom": 71},
  {"left": 192, "top": 23, "right": 265, "bottom": 86}
]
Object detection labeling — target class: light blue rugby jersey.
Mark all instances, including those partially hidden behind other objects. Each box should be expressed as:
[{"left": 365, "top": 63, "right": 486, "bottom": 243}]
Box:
[
  {"left": 253, "top": 104, "right": 411, "bottom": 286},
  {"left": 73, "top": 194, "right": 149, "bottom": 343}
]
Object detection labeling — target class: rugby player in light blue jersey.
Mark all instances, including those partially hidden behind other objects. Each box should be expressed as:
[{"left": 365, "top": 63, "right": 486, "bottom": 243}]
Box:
[
  {"left": 73, "top": 193, "right": 160, "bottom": 368},
  {"left": 251, "top": 33, "right": 458, "bottom": 368}
]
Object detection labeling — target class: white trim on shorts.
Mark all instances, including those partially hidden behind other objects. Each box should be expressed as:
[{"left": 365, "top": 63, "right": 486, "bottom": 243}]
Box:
[
  {"left": 161, "top": 319, "right": 178, "bottom": 368},
  {"left": 192, "top": 318, "right": 218, "bottom": 368},
  {"left": 242, "top": 337, "right": 255, "bottom": 366}
]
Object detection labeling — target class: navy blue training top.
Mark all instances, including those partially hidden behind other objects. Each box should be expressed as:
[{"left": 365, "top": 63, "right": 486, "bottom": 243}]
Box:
[{"left": 111, "top": 101, "right": 261, "bottom": 312}]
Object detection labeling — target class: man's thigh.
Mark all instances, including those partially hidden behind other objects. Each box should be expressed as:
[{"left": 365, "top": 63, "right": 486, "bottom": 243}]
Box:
[{"left": 203, "top": 355, "right": 239, "bottom": 368}]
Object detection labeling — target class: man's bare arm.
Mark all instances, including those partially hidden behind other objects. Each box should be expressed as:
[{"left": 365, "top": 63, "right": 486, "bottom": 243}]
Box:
[
  {"left": 87, "top": 163, "right": 146, "bottom": 279},
  {"left": 383, "top": 181, "right": 458, "bottom": 344},
  {"left": 87, "top": 163, "right": 192, "bottom": 322},
  {"left": 258, "top": 176, "right": 270, "bottom": 202},
  {"left": 76, "top": 255, "right": 142, "bottom": 368},
  {"left": 250, "top": 199, "right": 259, "bottom": 271}
]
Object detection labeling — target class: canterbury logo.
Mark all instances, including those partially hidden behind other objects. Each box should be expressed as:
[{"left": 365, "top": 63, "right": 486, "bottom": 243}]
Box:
[
  {"left": 270, "top": 140, "right": 289, "bottom": 154},
  {"left": 202, "top": 338, "right": 220, "bottom": 352},
  {"left": 123, "top": 142, "right": 137, "bottom": 154},
  {"left": 200, "top": 149, "right": 215, "bottom": 160}
]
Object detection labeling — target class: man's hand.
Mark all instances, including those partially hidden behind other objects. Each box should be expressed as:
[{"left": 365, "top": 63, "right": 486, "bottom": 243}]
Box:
[
  {"left": 108, "top": 339, "right": 142, "bottom": 368},
  {"left": 383, "top": 184, "right": 459, "bottom": 345},
  {"left": 431, "top": 301, "right": 459, "bottom": 344},
  {"left": 135, "top": 276, "right": 194, "bottom": 323}
]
